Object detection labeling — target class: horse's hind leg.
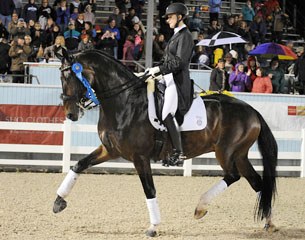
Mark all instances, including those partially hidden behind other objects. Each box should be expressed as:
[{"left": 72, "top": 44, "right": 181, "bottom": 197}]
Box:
[
  {"left": 53, "top": 145, "right": 115, "bottom": 213},
  {"left": 133, "top": 157, "right": 160, "bottom": 237},
  {"left": 235, "top": 156, "right": 276, "bottom": 232},
  {"left": 194, "top": 152, "right": 241, "bottom": 220}
]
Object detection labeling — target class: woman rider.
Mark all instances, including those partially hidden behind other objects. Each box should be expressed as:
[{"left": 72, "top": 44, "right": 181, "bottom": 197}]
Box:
[{"left": 145, "top": 3, "right": 194, "bottom": 166}]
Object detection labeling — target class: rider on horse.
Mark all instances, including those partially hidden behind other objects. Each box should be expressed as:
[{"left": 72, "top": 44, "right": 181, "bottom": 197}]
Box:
[{"left": 145, "top": 3, "right": 194, "bottom": 166}]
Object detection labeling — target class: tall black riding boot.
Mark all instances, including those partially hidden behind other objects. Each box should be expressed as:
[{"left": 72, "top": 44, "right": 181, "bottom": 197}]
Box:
[{"left": 163, "top": 114, "right": 185, "bottom": 166}]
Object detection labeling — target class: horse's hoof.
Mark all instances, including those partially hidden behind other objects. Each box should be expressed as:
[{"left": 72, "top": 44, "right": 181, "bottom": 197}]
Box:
[
  {"left": 146, "top": 229, "right": 157, "bottom": 237},
  {"left": 53, "top": 195, "right": 67, "bottom": 213},
  {"left": 194, "top": 208, "right": 208, "bottom": 220},
  {"left": 264, "top": 223, "right": 277, "bottom": 233}
]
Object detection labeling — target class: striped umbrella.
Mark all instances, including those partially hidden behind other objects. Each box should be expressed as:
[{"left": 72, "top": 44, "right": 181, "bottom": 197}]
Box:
[
  {"left": 249, "top": 42, "right": 298, "bottom": 60},
  {"left": 196, "top": 31, "right": 247, "bottom": 49}
]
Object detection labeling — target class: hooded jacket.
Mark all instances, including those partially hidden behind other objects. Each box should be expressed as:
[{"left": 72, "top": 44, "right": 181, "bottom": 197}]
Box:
[{"left": 229, "top": 63, "right": 252, "bottom": 92}]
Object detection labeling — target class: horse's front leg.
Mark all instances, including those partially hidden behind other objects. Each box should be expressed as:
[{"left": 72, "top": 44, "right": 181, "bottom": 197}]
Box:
[
  {"left": 133, "top": 158, "right": 160, "bottom": 237},
  {"left": 53, "top": 144, "right": 115, "bottom": 213}
]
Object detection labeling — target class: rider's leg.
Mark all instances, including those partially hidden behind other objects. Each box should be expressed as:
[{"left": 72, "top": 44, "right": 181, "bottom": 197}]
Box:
[
  {"left": 163, "top": 114, "right": 185, "bottom": 166},
  {"left": 161, "top": 73, "right": 184, "bottom": 166}
]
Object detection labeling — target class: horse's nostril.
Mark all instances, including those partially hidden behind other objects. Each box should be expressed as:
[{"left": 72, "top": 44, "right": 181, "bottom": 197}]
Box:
[{"left": 67, "top": 113, "right": 73, "bottom": 120}]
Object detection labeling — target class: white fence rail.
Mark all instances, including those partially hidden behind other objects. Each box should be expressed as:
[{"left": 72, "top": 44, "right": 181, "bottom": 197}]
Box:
[{"left": 0, "top": 120, "right": 305, "bottom": 177}]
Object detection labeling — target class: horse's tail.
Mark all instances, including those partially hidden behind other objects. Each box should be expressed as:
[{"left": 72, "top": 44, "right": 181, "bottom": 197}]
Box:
[{"left": 255, "top": 110, "right": 278, "bottom": 220}]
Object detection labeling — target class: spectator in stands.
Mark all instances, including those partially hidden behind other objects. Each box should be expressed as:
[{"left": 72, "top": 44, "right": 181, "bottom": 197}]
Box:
[
  {"left": 0, "top": 0, "right": 15, "bottom": 29},
  {"left": 189, "top": 9, "right": 204, "bottom": 41},
  {"left": 125, "top": 7, "right": 137, "bottom": 31},
  {"left": 115, "top": 0, "right": 129, "bottom": 14},
  {"left": 83, "top": 4, "right": 95, "bottom": 25},
  {"left": 56, "top": 0, "right": 70, "bottom": 33},
  {"left": 31, "top": 22, "right": 47, "bottom": 52},
  {"left": 223, "top": 15, "right": 237, "bottom": 33},
  {"left": 152, "top": 33, "right": 164, "bottom": 63},
  {"left": 46, "top": 23, "right": 61, "bottom": 46},
  {"left": 209, "top": 58, "right": 229, "bottom": 91},
  {"left": 104, "top": 18, "right": 120, "bottom": 59},
  {"left": 191, "top": 45, "right": 210, "bottom": 69},
  {"left": 10, "top": 18, "right": 31, "bottom": 40},
  {"left": 242, "top": 0, "right": 255, "bottom": 26},
  {"left": 265, "top": 57, "right": 286, "bottom": 93},
  {"left": 251, "top": 67, "right": 273, "bottom": 93},
  {"left": 131, "top": 0, "right": 144, "bottom": 19},
  {"left": 24, "top": 34, "right": 36, "bottom": 62},
  {"left": 75, "top": 12, "right": 85, "bottom": 33},
  {"left": 84, "top": 0, "right": 97, "bottom": 13},
  {"left": 236, "top": 21, "right": 251, "bottom": 61},
  {"left": 224, "top": 52, "right": 236, "bottom": 74},
  {"left": 229, "top": 62, "right": 252, "bottom": 92},
  {"left": 9, "top": 35, "right": 32, "bottom": 83},
  {"left": 271, "top": 5, "right": 289, "bottom": 43},
  {"left": 264, "top": 0, "right": 280, "bottom": 18},
  {"left": 122, "top": 34, "right": 135, "bottom": 70},
  {"left": 78, "top": 33, "right": 93, "bottom": 51},
  {"left": 13, "top": 0, "right": 23, "bottom": 17},
  {"left": 96, "top": 30, "right": 117, "bottom": 56},
  {"left": 208, "top": 0, "right": 222, "bottom": 24},
  {"left": 0, "top": 38, "right": 11, "bottom": 75},
  {"left": 81, "top": 21, "right": 96, "bottom": 41},
  {"left": 8, "top": 13, "right": 19, "bottom": 40},
  {"left": 207, "top": 19, "right": 221, "bottom": 35},
  {"left": 294, "top": 46, "right": 305, "bottom": 95},
  {"left": 44, "top": 17, "right": 55, "bottom": 46},
  {"left": 64, "top": 22, "right": 80, "bottom": 53},
  {"left": 70, "top": 7, "right": 79, "bottom": 21},
  {"left": 43, "top": 35, "right": 66, "bottom": 61},
  {"left": 245, "top": 56, "right": 259, "bottom": 83},
  {"left": 38, "top": 0, "right": 57, "bottom": 23},
  {"left": 249, "top": 15, "right": 267, "bottom": 45},
  {"left": 22, "top": 0, "right": 39, "bottom": 23},
  {"left": 69, "top": 0, "right": 84, "bottom": 15},
  {"left": 109, "top": 7, "right": 122, "bottom": 28},
  {"left": 213, "top": 47, "right": 223, "bottom": 67},
  {"left": 0, "top": 19, "right": 9, "bottom": 40}
]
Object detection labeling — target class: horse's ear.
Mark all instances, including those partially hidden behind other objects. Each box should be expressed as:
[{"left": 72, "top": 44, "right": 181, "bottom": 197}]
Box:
[{"left": 55, "top": 47, "right": 72, "bottom": 65}]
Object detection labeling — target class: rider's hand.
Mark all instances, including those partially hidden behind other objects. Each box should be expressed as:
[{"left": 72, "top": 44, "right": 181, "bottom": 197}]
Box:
[
  {"left": 134, "top": 71, "right": 146, "bottom": 77},
  {"left": 145, "top": 66, "right": 160, "bottom": 77}
]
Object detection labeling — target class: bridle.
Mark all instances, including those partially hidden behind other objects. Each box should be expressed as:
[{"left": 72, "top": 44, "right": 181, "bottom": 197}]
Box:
[{"left": 60, "top": 61, "right": 145, "bottom": 111}]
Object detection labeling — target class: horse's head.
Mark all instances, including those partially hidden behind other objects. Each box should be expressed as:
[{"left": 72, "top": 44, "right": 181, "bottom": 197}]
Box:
[{"left": 60, "top": 56, "right": 85, "bottom": 121}]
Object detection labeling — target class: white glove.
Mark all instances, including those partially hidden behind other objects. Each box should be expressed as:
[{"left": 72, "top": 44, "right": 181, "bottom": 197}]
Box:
[
  {"left": 134, "top": 71, "right": 146, "bottom": 77},
  {"left": 145, "top": 66, "right": 160, "bottom": 77}
]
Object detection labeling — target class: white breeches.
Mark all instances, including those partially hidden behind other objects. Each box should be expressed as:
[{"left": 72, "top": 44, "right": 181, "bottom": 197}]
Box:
[{"left": 160, "top": 73, "right": 178, "bottom": 121}]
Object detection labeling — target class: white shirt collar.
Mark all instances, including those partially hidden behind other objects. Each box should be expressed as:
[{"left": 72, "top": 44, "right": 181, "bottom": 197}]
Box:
[{"left": 174, "top": 24, "right": 186, "bottom": 35}]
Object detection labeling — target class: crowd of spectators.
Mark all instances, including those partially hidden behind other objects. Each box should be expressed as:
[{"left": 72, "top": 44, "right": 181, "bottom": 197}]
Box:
[
  {"left": 0, "top": 0, "right": 304, "bottom": 95},
  {"left": 189, "top": 0, "right": 304, "bottom": 95}
]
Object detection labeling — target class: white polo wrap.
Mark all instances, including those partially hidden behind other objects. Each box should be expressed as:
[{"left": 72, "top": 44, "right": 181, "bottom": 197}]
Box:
[
  {"left": 146, "top": 198, "right": 161, "bottom": 225},
  {"left": 56, "top": 170, "right": 79, "bottom": 198}
]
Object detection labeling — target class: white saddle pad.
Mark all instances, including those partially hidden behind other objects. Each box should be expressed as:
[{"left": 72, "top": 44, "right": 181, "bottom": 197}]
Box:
[{"left": 147, "top": 93, "right": 207, "bottom": 132}]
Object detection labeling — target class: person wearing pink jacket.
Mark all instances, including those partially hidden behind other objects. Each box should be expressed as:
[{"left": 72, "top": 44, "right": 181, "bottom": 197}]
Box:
[{"left": 251, "top": 68, "right": 273, "bottom": 93}]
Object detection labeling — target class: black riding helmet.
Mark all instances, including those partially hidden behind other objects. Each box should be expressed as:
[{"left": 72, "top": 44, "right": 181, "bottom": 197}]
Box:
[{"left": 163, "top": 2, "right": 189, "bottom": 19}]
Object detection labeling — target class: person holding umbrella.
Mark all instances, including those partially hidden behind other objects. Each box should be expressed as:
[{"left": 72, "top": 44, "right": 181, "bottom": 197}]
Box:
[{"left": 265, "top": 56, "right": 286, "bottom": 93}]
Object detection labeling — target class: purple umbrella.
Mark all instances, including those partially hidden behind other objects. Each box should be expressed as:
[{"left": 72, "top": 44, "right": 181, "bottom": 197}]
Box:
[{"left": 249, "top": 42, "right": 297, "bottom": 60}]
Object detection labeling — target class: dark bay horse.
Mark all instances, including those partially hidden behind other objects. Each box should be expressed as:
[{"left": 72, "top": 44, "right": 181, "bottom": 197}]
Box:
[{"left": 53, "top": 50, "right": 278, "bottom": 237}]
